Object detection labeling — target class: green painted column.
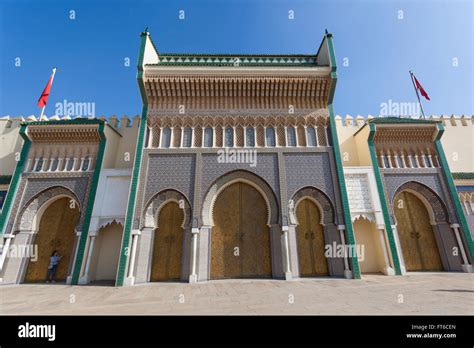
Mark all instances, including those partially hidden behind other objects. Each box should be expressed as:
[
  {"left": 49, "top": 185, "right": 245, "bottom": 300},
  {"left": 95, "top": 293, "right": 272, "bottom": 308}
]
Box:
[
  {"left": 367, "top": 123, "right": 402, "bottom": 275},
  {"left": 71, "top": 123, "right": 107, "bottom": 284},
  {"left": 325, "top": 33, "right": 360, "bottom": 279},
  {"left": 115, "top": 31, "right": 149, "bottom": 286},
  {"left": 434, "top": 123, "right": 473, "bottom": 258},
  {"left": 328, "top": 106, "right": 361, "bottom": 279}
]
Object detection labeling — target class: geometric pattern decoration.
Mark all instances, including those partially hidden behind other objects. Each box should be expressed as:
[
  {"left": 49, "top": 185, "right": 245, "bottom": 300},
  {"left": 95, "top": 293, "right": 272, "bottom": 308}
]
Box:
[
  {"left": 153, "top": 55, "right": 318, "bottom": 67},
  {"left": 143, "top": 189, "right": 192, "bottom": 229},
  {"left": 393, "top": 181, "right": 449, "bottom": 223},
  {"left": 16, "top": 185, "right": 81, "bottom": 232},
  {"left": 289, "top": 186, "right": 335, "bottom": 225}
]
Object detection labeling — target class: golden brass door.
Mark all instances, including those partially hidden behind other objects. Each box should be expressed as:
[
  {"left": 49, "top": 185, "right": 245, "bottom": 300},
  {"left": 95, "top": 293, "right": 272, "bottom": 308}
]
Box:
[
  {"left": 296, "top": 199, "right": 329, "bottom": 276},
  {"left": 24, "top": 197, "right": 80, "bottom": 282},
  {"left": 211, "top": 182, "right": 271, "bottom": 279},
  {"left": 150, "top": 202, "right": 184, "bottom": 281},
  {"left": 394, "top": 191, "right": 443, "bottom": 271}
]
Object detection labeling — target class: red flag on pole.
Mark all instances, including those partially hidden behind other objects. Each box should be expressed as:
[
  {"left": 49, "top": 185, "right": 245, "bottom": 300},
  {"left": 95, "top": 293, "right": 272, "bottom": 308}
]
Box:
[
  {"left": 413, "top": 74, "right": 430, "bottom": 101},
  {"left": 37, "top": 68, "right": 57, "bottom": 108}
]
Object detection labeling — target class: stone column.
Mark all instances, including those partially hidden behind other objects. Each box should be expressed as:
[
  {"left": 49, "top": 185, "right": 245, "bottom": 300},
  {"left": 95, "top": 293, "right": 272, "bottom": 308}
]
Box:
[
  {"left": 48, "top": 158, "right": 55, "bottom": 171},
  {"left": 391, "top": 224, "right": 406, "bottom": 274},
  {"left": 338, "top": 225, "right": 353, "bottom": 279},
  {"left": 378, "top": 228, "right": 395, "bottom": 275},
  {"left": 189, "top": 227, "right": 199, "bottom": 283},
  {"left": 451, "top": 224, "right": 472, "bottom": 273},
  {"left": 79, "top": 231, "right": 98, "bottom": 285},
  {"left": 63, "top": 158, "right": 70, "bottom": 171},
  {"left": 133, "top": 228, "right": 154, "bottom": 285},
  {"left": 0, "top": 231, "right": 35, "bottom": 285},
  {"left": 56, "top": 158, "right": 63, "bottom": 172},
  {"left": 125, "top": 229, "right": 141, "bottom": 284},
  {"left": 87, "top": 157, "right": 93, "bottom": 171},
  {"left": 72, "top": 158, "right": 78, "bottom": 171},
  {"left": 281, "top": 225, "right": 292, "bottom": 280},
  {"left": 66, "top": 230, "right": 82, "bottom": 285},
  {"left": 400, "top": 153, "right": 407, "bottom": 168},
  {"left": 0, "top": 234, "right": 15, "bottom": 273}
]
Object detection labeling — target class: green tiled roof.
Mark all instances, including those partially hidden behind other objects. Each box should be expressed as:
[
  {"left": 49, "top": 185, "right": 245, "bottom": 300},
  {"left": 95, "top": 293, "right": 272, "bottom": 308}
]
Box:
[
  {"left": 368, "top": 117, "right": 440, "bottom": 124},
  {"left": 148, "top": 54, "right": 319, "bottom": 67},
  {"left": 21, "top": 119, "right": 105, "bottom": 126},
  {"left": 452, "top": 172, "right": 474, "bottom": 180}
]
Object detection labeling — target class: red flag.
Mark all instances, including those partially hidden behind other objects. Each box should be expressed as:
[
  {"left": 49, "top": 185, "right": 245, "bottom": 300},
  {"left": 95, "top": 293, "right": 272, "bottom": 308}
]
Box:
[
  {"left": 413, "top": 74, "right": 430, "bottom": 101},
  {"left": 37, "top": 68, "right": 56, "bottom": 108}
]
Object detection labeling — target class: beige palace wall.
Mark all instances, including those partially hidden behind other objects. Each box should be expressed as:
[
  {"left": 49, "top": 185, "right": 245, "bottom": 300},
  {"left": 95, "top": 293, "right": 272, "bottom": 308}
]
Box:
[
  {"left": 439, "top": 116, "right": 474, "bottom": 173},
  {"left": 1, "top": 114, "right": 472, "bottom": 178}
]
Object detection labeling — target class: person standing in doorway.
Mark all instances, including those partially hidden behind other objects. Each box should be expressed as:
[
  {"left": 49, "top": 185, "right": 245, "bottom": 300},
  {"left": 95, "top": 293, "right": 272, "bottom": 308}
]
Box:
[{"left": 46, "top": 250, "right": 62, "bottom": 283}]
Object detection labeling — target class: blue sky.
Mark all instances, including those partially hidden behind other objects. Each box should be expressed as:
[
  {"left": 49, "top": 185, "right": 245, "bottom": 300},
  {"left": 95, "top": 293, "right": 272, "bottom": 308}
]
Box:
[{"left": 0, "top": 0, "right": 472, "bottom": 118}]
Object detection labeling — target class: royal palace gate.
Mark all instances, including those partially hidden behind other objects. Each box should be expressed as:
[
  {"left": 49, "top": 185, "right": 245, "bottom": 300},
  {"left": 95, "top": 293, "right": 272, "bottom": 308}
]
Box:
[{"left": 115, "top": 30, "right": 359, "bottom": 286}]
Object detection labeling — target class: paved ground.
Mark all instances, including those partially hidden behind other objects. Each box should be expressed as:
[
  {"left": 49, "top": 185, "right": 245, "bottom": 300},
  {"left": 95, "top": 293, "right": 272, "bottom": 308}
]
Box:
[{"left": 0, "top": 273, "right": 473, "bottom": 315}]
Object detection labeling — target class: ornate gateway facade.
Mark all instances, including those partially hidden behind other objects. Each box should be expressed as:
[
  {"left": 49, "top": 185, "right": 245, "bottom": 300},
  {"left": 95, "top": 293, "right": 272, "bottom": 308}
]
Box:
[{"left": 0, "top": 30, "right": 472, "bottom": 287}]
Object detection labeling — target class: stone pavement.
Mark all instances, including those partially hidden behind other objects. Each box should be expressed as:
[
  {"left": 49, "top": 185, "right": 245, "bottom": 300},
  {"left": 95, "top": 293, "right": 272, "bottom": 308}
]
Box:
[{"left": 0, "top": 273, "right": 473, "bottom": 315}]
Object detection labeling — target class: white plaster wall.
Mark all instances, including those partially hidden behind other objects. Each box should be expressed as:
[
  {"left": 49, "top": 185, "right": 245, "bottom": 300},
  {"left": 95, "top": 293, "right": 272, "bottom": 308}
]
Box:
[{"left": 89, "top": 168, "right": 132, "bottom": 232}]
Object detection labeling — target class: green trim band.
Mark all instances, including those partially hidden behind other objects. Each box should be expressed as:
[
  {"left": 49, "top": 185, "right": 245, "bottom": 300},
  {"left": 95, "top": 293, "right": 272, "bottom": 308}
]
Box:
[
  {"left": 369, "top": 117, "right": 439, "bottom": 125},
  {"left": 368, "top": 123, "right": 402, "bottom": 275},
  {"left": 325, "top": 33, "right": 360, "bottom": 279},
  {"left": 22, "top": 119, "right": 105, "bottom": 126},
  {"left": 115, "top": 31, "right": 149, "bottom": 286},
  {"left": 71, "top": 123, "right": 107, "bottom": 284},
  {"left": 0, "top": 125, "right": 31, "bottom": 236},
  {"left": 435, "top": 124, "right": 473, "bottom": 258},
  {"left": 452, "top": 172, "right": 474, "bottom": 180},
  {"left": 115, "top": 105, "right": 147, "bottom": 286},
  {"left": 329, "top": 106, "right": 361, "bottom": 279}
]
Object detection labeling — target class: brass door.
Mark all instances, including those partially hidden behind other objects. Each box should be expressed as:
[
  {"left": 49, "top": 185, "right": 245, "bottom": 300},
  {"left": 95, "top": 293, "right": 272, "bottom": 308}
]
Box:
[
  {"left": 394, "top": 191, "right": 443, "bottom": 271},
  {"left": 296, "top": 199, "right": 329, "bottom": 276},
  {"left": 211, "top": 182, "right": 271, "bottom": 279},
  {"left": 24, "top": 197, "right": 80, "bottom": 282},
  {"left": 150, "top": 202, "right": 184, "bottom": 281}
]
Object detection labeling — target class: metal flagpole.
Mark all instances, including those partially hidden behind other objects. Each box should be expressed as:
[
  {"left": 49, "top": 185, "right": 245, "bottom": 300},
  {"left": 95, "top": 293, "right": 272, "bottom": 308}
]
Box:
[
  {"left": 39, "top": 67, "right": 57, "bottom": 120},
  {"left": 409, "top": 70, "right": 426, "bottom": 119}
]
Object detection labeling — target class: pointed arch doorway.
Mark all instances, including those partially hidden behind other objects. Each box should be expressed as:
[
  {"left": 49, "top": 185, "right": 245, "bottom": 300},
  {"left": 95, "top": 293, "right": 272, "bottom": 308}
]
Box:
[
  {"left": 24, "top": 196, "right": 80, "bottom": 282},
  {"left": 211, "top": 181, "right": 272, "bottom": 279},
  {"left": 150, "top": 201, "right": 184, "bottom": 281},
  {"left": 295, "top": 198, "right": 329, "bottom": 277},
  {"left": 394, "top": 190, "right": 443, "bottom": 271}
]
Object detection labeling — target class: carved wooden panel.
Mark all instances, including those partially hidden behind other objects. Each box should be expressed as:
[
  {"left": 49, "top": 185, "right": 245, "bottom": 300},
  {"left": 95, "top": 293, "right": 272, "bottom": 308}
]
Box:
[
  {"left": 297, "top": 125, "right": 306, "bottom": 146},
  {"left": 296, "top": 199, "right": 329, "bottom": 276},
  {"left": 150, "top": 202, "right": 184, "bottom": 281},
  {"left": 317, "top": 126, "right": 327, "bottom": 146},
  {"left": 24, "top": 197, "right": 80, "bottom": 282},
  {"left": 193, "top": 127, "right": 202, "bottom": 147},
  {"left": 394, "top": 191, "right": 443, "bottom": 271},
  {"left": 211, "top": 182, "right": 271, "bottom": 279},
  {"left": 215, "top": 126, "right": 223, "bottom": 147}
]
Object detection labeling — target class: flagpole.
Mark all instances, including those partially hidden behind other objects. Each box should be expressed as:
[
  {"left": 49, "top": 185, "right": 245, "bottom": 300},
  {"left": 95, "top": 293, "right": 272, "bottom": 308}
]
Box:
[
  {"left": 409, "top": 70, "right": 425, "bottom": 119},
  {"left": 39, "top": 67, "right": 57, "bottom": 120}
]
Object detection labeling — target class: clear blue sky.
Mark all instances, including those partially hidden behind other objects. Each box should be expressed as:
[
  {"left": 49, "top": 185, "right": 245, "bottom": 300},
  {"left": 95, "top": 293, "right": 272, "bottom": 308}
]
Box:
[{"left": 0, "top": 0, "right": 472, "bottom": 118}]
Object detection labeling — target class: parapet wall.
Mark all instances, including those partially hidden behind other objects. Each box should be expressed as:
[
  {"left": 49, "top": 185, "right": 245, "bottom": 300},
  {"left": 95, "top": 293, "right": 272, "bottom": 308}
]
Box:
[{"left": 1, "top": 114, "right": 473, "bottom": 176}]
